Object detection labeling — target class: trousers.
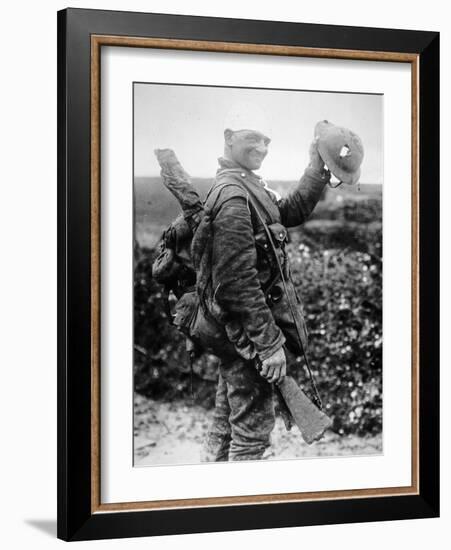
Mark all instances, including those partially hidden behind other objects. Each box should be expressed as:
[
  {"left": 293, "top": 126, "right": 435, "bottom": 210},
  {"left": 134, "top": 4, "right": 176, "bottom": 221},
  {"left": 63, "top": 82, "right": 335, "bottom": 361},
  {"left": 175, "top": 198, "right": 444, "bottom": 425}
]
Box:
[{"left": 202, "top": 356, "right": 276, "bottom": 462}]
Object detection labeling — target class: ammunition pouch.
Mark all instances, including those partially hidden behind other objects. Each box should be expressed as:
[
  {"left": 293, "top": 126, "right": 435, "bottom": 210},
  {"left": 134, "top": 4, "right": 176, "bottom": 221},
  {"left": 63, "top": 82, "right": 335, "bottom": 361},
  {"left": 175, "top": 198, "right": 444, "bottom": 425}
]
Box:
[
  {"left": 267, "top": 222, "right": 288, "bottom": 247},
  {"left": 255, "top": 223, "right": 288, "bottom": 294},
  {"left": 255, "top": 222, "right": 288, "bottom": 252}
]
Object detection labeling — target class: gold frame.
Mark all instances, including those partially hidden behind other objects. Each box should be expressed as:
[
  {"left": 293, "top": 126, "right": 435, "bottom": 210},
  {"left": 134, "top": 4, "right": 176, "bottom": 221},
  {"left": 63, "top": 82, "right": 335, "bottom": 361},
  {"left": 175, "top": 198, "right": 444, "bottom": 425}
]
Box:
[{"left": 90, "top": 35, "right": 419, "bottom": 514}]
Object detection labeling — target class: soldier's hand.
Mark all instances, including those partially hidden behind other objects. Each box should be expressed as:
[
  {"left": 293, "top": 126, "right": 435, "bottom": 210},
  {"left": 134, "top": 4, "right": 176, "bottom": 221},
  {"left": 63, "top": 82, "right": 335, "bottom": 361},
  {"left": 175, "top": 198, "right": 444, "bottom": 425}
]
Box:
[
  {"left": 308, "top": 138, "right": 325, "bottom": 173},
  {"left": 259, "top": 347, "right": 287, "bottom": 385}
]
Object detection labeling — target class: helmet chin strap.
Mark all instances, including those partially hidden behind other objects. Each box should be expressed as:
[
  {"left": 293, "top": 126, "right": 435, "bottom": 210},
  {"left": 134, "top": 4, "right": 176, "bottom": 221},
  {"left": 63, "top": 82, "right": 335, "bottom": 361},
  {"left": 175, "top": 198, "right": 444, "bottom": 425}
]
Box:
[
  {"left": 323, "top": 164, "right": 343, "bottom": 188},
  {"left": 328, "top": 180, "right": 343, "bottom": 189}
]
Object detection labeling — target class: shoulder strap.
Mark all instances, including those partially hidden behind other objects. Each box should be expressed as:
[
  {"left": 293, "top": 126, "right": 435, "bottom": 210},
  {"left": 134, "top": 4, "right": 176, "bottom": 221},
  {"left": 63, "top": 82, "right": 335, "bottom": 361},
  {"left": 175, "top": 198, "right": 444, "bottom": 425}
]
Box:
[
  {"left": 212, "top": 168, "right": 276, "bottom": 224},
  {"left": 239, "top": 180, "right": 275, "bottom": 224},
  {"left": 205, "top": 181, "right": 245, "bottom": 216}
]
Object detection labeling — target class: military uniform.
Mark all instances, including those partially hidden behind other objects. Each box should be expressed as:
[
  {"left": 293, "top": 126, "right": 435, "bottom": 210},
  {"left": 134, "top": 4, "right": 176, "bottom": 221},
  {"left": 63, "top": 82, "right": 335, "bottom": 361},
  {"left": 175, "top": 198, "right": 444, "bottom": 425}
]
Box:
[{"left": 194, "top": 157, "right": 329, "bottom": 461}]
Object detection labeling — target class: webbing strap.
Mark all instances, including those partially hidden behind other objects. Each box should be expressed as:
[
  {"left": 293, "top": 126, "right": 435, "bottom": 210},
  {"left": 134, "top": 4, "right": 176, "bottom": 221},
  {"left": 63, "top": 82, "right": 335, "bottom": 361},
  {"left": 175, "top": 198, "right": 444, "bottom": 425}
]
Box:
[
  {"left": 205, "top": 180, "right": 245, "bottom": 216},
  {"left": 213, "top": 168, "right": 276, "bottom": 223}
]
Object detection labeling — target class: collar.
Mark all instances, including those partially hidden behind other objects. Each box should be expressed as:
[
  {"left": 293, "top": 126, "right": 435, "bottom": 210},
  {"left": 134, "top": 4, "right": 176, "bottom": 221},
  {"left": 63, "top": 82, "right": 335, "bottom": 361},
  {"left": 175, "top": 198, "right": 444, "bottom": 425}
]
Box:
[
  {"left": 217, "top": 157, "right": 263, "bottom": 183},
  {"left": 216, "top": 157, "right": 281, "bottom": 201},
  {"left": 218, "top": 156, "right": 247, "bottom": 171}
]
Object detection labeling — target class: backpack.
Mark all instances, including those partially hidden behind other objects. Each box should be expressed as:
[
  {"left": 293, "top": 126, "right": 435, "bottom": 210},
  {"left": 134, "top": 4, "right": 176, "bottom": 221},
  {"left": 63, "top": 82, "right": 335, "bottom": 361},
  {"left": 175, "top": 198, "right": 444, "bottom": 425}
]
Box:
[{"left": 151, "top": 179, "right": 242, "bottom": 351}]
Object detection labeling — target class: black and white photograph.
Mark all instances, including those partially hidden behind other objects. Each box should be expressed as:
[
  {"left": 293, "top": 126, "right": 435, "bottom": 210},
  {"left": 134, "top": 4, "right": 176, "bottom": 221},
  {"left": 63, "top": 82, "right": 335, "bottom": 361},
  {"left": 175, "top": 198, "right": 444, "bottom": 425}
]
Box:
[{"left": 133, "top": 82, "right": 383, "bottom": 466}]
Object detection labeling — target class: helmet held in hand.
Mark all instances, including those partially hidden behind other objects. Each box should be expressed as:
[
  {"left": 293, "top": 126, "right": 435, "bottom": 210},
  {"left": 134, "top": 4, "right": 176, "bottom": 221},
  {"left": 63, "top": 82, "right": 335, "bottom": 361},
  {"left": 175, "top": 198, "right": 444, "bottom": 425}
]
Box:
[{"left": 314, "top": 120, "right": 364, "bottom": 186}]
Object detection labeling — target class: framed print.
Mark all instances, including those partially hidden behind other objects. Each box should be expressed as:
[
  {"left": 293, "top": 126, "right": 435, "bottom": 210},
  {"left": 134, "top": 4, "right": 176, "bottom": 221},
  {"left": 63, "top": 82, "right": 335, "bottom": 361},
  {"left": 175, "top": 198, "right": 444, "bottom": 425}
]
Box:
[{"left": 57, "top": 8, "right": 439, "bottom": 541}]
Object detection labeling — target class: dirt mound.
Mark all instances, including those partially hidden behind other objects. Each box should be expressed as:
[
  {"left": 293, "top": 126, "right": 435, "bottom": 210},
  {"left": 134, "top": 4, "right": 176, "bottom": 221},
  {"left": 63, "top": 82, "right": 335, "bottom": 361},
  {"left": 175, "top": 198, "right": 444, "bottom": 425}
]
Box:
[{"left": 134, "top": 395, "right": 382, "bottom": 466}]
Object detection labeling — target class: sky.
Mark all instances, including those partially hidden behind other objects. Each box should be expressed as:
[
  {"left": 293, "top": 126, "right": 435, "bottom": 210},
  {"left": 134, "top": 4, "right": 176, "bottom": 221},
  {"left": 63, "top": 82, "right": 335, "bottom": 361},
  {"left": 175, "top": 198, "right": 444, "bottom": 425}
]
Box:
[{"left": 134, "top": 82, "right": 383, "bottom": 183}]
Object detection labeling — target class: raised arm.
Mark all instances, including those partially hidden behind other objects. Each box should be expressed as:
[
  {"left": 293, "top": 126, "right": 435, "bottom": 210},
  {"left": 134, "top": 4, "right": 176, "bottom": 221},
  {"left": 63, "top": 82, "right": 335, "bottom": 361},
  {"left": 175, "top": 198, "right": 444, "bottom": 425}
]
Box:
[{"left": 278, "top": 140, "right": 330, "bottom": 228}]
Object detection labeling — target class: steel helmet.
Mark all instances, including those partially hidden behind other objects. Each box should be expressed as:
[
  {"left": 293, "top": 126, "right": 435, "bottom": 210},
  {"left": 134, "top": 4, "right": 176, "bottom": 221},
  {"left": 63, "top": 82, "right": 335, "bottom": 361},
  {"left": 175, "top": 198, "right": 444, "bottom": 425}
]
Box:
[{"left": 314, "top": 120, "right": 364, "bottom": 185}]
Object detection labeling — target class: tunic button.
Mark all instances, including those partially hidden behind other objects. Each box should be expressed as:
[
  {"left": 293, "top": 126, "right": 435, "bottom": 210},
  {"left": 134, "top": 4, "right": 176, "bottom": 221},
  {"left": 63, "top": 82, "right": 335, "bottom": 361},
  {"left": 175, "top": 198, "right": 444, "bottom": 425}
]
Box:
[
  {"left": 279, "top": 232, "right": 284, "bottom": 239},
  {"left": 241, "top": 172, "right": 246, "bottom": 177}
]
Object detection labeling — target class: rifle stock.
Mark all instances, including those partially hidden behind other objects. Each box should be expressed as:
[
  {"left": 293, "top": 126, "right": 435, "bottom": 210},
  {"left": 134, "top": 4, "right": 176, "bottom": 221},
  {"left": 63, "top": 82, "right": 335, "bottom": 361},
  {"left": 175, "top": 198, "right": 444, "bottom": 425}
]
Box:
[{"left": 277, "top": 376, "right": 332, "bottom": 444}]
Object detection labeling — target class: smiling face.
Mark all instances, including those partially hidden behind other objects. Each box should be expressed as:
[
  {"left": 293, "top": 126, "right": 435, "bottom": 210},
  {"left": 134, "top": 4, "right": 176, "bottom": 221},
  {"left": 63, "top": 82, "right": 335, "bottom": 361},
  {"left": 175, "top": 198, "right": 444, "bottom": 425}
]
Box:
[{"left": 224, "top": 129, "right": 271, "bottom": 171}]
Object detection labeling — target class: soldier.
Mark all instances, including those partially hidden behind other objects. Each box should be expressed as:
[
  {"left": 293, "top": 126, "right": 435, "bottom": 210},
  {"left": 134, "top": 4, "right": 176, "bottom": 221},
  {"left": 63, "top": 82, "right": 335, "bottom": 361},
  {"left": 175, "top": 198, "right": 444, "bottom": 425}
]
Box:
[{"left": 194, "top": 109, "right": 332, "bottom": 462}]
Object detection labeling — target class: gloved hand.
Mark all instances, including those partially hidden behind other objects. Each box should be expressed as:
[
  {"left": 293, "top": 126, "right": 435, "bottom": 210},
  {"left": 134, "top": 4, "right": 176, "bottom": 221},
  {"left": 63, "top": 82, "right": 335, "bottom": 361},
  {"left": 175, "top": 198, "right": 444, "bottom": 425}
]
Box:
[
  {"left": 308, "top": 138, "right": 325, "bottom": 173},
  {"left": 259, "top": 346, "right": 287, "bottom": 385}
]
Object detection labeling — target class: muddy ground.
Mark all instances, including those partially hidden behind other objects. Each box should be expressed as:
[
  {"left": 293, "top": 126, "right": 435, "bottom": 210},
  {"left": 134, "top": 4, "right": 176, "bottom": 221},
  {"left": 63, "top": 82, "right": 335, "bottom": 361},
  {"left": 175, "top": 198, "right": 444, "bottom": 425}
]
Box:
[{"left": 134, "top": 393, "right": 382, "bottom": 466}]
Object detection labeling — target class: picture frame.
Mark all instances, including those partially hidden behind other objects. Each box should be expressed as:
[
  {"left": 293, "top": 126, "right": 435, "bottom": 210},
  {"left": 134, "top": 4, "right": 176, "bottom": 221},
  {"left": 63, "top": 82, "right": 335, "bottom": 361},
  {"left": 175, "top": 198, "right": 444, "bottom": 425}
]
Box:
[{"left": 57, "top": 7, "right": 439, "bottom": 541}]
